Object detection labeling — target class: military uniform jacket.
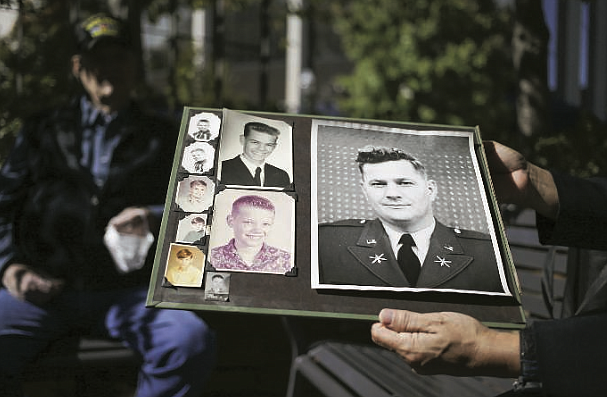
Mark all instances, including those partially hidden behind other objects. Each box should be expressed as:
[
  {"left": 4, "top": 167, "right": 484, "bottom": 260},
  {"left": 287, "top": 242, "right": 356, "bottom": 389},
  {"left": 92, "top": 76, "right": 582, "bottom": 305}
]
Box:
[{"left": 318, "top": 218, "right": 503, "bottom": 293}]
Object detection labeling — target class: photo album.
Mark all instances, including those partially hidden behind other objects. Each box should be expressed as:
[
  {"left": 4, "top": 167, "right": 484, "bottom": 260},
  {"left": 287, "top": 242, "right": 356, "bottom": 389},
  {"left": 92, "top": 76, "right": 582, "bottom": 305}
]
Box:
[{"left": 146, "top": 108, "right": 525, "bottom": 327}]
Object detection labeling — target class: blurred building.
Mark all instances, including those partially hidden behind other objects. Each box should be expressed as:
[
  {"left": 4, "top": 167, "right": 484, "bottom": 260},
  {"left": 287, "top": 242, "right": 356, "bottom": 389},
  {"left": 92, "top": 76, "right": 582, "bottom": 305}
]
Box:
[
  {"left": 544, "top": 0, "right": 607, "bottom": 121},
  {"left": 141, "top": 1, "right": 351, "bottom": 115}
]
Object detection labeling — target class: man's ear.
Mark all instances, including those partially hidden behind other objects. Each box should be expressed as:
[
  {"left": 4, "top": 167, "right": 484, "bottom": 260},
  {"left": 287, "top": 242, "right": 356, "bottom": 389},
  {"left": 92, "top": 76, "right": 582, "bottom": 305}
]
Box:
[
  {"left": 359, "top": 176, "right": 369, "bottom": 200},
  {"left": 226, "top": 214, "right": 233, "bottom": 228},
  {"left": 71, "top": 55, "right": 83, "bottom": 79},
  {"left": 426, "top": 180, "right": 438, "bottom": 201},
  {"left": 239, "top": 135, "right": 245, "bottom": 146}
]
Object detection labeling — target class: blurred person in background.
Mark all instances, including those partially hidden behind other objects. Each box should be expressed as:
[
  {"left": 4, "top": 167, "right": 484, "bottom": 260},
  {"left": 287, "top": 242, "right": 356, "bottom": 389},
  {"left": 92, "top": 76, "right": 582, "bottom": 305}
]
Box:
[{"left": 0, "top": 13, "right": 216, "bottom": 397}]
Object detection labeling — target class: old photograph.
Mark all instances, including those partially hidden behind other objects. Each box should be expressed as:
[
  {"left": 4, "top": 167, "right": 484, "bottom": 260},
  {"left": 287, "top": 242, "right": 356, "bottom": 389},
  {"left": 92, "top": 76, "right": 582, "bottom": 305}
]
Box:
[
  {"left": 175, "top": 175, "right": 215, "bottom": 213},
  {"left": 164, "top": 243, "right": 205, "bottom": 288},
  {"left": 311, "top": 120, "right": 510, "bottom": 296},
  {"left": 207, "top": 189, "right": 295, "bottom": 274},
  {"left": 204, "top": 272, "right": 231, "bottom": 301},
  {"left": 216, "top": 109, "right": 293, "bottom": 190},
  {"left": 185, "top": 111, "right": 221, "bottom": 144},
  {"left": 181, "top": 141, "right": 215, "bottom": 174},
  {"left": 176, "top": 213, "right": 208, "bottom": 245}
]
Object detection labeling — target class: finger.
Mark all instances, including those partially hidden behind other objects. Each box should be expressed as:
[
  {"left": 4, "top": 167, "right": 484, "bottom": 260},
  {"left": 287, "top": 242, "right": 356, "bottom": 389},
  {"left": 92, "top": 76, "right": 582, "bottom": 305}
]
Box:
[
  {"left": 379, "top": 309, "right": 437, "bottom": 333},
  {"left": 111, "top": 208, "right": 147, "bottom": 226},
  {"left": 482, "top": 141, "right": 505, "bottom": 171},
  {"left": 371, "top": 322, "right": 417, "bottom": 352}
]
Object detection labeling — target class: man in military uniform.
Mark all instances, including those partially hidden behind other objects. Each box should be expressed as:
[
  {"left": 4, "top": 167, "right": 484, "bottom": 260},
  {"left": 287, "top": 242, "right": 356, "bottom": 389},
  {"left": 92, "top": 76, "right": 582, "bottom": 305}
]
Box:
[{"left": 318, "top": 147, "right": 504, "bottom": 293}]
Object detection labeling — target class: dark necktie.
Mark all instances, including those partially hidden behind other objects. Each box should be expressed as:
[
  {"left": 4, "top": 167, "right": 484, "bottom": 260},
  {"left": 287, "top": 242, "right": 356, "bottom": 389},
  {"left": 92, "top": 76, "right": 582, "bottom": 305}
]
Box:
[
  {"left": 253, "top": 167, "right": 262, "bottom": 186},
  {"left": 397, "top": 234, "right": 421, "bottom": 287}
]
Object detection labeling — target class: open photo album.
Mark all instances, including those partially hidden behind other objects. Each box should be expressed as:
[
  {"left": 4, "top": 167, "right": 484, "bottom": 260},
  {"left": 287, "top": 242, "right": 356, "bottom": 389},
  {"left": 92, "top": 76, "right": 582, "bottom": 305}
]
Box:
[{"left": 147, "top": 108, "right": 525, "bottom": 327}]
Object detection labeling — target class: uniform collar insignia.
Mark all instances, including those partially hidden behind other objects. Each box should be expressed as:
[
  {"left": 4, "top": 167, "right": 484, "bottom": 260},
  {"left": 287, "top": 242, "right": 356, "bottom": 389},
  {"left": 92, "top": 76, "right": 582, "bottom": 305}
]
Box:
[
  {"left": 370, "top": 253, "right": 387, "bottom": 264},
  {"left": 443, "top": 244, "right": 454, "bottom": 251},
  {"left": 434, "top": 256, "right": 452, "bottom": 267},
  {"left": 366, "top": 239, "right": 377, "bottom": 245}
]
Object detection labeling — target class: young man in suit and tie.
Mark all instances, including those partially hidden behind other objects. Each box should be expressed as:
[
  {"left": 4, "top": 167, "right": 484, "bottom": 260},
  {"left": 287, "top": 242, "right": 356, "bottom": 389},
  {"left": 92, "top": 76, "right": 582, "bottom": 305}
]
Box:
[
  {"left": 318, "top": 146, "right": 503, "bottom": 293},
  {"left": 220, "top": 122, "right": 291, "bottom": 189}
]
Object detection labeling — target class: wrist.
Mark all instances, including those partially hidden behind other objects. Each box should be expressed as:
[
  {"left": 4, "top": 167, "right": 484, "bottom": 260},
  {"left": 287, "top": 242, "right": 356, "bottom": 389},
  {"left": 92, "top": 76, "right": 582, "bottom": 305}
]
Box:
[
  {"left": 473, "top": 328, "right": 521, "bottom": 377},
  {"left": 514, "top": 326, "right": 542, "bottom": 393}
]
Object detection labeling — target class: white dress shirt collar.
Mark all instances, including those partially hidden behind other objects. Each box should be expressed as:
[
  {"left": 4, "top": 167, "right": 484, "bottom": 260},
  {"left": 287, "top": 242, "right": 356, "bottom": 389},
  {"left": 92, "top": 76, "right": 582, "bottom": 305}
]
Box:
[
  {"left": 239, "top": 154, "right": 265, "bottom": 184},
  {"left": 382, "top": 218, "right": 436, "bottom": 266}
]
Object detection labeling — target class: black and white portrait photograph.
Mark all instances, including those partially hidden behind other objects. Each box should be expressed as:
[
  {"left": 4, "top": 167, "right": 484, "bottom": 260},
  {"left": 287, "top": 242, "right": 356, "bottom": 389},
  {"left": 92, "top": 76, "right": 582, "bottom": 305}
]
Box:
[
  {"left": 207, "top": 189, "right": 295, "bottom": 275},
  {"left": 311, "top": 120, "right": 509, "bottom": 296},
  {"left": 185, "top": 111, "right": 221, "bottom": 143},
  {"left": 176, "top": 214, "right": 208, "bottom": 245},
  {"left": 204, "top": 272, "right": 231, "bottom": 301},
  {"left": 175, "top": 175, "right": 215, "bottom": 213},
  {"left": 216, "top": 109, "right": 293, "bottom": 190},
  {"left": 164, "top": 243, "right": 205, "bottom": 288},
  {"left": 181, "top": 141, "right": 215, "bottom": 174}
]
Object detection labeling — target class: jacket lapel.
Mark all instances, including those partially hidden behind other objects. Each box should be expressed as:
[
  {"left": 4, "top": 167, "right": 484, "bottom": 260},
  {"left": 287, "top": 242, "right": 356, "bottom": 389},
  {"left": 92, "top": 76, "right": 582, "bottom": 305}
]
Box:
[
  {"left": 346, "top": 219, "right": 409, "bottom": 286},
  {"left": 417, "top": 222, "right": 473, "bottom": 288}
]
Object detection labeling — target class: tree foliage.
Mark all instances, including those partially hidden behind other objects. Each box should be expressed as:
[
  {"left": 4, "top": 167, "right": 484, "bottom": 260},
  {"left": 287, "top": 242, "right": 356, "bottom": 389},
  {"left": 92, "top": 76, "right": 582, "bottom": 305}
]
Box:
[
  {"left": 325, "top": 0, "right": 516, "bottom": 138},
  {"left": 0, "top": 1, "right": 75, "bottom": 159}
]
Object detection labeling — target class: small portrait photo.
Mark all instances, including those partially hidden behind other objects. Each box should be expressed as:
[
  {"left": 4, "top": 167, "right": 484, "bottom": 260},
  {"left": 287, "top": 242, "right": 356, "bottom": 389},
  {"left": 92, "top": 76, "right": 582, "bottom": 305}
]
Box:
[
  {"left": 175, "top": 175, "right": 215, "bottom": 213},
  {"left": 181, "top": 141, "right": 215, "bottom": 174},
  {"left": 204, "top": 272, "right": 231, "bottom": 301},
  {"left": 207, "top": 189, "right": 295, "bottom": 274},
  {"left": 311, "top": 120, "right": 510, "bottom": 296},
  {"left": 186, "top": 112, "right": 221, "bottom": 144},
  {"left": 176, "top": 214, "right": 208, "bottom": 245},
  {"left": 164, "top": 244, "right": 205, "bottom": 287},
  {"left": 217, "top": 109, "right": 293, "bottom": 190}
]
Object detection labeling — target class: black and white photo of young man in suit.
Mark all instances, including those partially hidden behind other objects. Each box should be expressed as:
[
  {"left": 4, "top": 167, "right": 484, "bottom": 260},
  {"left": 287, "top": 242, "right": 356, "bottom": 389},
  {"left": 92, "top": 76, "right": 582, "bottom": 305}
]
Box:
[
  {"left": 219, "top": 122, "right": 291, "bottom": 189},
  {"left": 318, "top": 146, "right": 505, "bottom": 293}
]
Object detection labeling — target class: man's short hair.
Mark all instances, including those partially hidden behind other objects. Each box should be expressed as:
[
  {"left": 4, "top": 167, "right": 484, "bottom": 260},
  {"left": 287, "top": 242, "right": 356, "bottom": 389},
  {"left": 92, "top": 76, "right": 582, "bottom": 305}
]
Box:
[
  {"left": 190, "top": 179, "right": 207, "bottom": 188},
  {"left": 355, "top": 146, "right": 427, "bottom": 178},
  {"left": 176, "top": 248, "right": 193, "bottom": 259},
  {"left": 231, "top": 195, "right": 275, "bottom": 215},
  {"left": 243, "top": 122, "right": 280, "bottom": 138},
  {"left": 191, "top": 217, "right": 206, "bottom": 225}
]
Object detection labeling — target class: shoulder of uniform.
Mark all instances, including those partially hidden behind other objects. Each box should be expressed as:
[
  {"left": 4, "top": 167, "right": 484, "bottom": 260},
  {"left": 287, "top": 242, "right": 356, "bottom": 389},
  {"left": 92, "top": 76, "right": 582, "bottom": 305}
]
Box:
[
  {"left": 319, "top": 218, "right": 369, "bottom": 228},
  {"left": 450, "top": 226, "right": 491, "bottom": 241}
]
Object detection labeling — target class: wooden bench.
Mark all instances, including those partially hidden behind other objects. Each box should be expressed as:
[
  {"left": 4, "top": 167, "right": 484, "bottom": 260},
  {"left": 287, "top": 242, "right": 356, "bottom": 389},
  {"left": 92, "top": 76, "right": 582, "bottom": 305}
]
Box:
[
  {"left": 504, "top": 208, "right": 568, "bottom": 319},
  {"left": 285, "top": 209, "right": 568, "bottom": 397},
  {"left": 22, "top": 336, "right": 140, "bottom": 397},
  {"left": 287, "top": 341, "right": 514, "bottom": 397}
]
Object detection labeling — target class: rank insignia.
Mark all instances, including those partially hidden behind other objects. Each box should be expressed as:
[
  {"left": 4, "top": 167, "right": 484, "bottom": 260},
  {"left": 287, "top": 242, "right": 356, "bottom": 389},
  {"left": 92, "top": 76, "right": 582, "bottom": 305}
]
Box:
[
  {"left": 434, "top": 256, "right": 452, "bottom": 267},
  {"left": 370, "top": 253, "right": 387, "bottom": 264}
]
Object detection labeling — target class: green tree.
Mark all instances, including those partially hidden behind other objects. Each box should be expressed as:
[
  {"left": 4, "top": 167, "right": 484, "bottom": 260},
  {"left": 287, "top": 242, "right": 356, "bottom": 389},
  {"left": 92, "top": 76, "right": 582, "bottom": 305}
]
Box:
[
  {"left": 0, "top": 0, "right": 187, "bottom": 160},
  {"left": 0, "top": 1, "right": 74, "bottom": 160},
  {"left": 326, "top": 0, "right": 516, "bottom": 138}
]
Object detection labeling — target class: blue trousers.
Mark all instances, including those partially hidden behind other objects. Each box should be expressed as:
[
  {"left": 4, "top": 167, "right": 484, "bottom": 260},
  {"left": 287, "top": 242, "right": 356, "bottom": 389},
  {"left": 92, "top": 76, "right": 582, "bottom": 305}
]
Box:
[{"left": 0, "top": 285, "right": 216, "bottom": 397}]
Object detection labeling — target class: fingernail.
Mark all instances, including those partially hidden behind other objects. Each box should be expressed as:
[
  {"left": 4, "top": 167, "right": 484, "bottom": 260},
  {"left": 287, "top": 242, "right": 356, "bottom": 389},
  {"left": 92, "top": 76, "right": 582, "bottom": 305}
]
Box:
[{"left": 380, "top": 309, "right": 393, "bottom": 324}]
